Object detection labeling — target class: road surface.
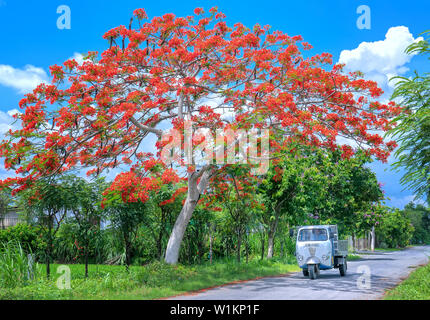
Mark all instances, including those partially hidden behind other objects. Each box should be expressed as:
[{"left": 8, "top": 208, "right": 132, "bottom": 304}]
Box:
[{"left": 170, "top": 246, "right": 430, "bottom": 300}]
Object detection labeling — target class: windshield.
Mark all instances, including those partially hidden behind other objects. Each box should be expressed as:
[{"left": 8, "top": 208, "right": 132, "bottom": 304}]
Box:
[{"left": 298, "top": 228, "right": 328, "bottom": 242}]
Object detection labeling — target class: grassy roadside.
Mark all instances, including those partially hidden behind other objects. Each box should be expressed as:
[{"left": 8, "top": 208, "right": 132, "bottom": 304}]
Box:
[
  {"left": 350, "top": 247, "right": 406, "bottom": 255},
  {"left": 384, "top": 262, "right": 430, "bottom": 300},
  {"left": 347, "top": 254, "right": 362, "bottom": 261},
  {"left": 374, "top": 247, "right": 406, "bottom": 252},
  {"left": 0, "top": 257, "right": 300, "bottom": 300}
]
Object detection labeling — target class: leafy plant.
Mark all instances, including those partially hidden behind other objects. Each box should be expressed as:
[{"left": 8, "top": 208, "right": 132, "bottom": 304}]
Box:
[
  {"left": 389, "top": 30, "right": 430, "bottom": 202},
  {"left": 0, "top": 240, "right": 41, "bottom": 288}
]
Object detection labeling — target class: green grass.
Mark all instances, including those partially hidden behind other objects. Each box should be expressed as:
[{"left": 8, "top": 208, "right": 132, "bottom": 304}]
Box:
[
  {"left": 352, "top": 247, "right": 405, "bottom": 255},
  {"left": 347, "top": 254, "right": 361, "bottom": 261},
  {"left": 0, "top": 241, "right": 41, "bottom": 289},
  {"left": 374, "top": 247, "right": 405, "bottom": 252},
  {"left": 384, "top": 262, "right": 430, "bottom": 300},
  {"left": 0, "top": 256, "right": 300, "bottom": 300}
]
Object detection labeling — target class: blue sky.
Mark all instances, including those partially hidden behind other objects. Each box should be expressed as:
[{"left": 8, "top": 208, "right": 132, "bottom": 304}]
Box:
[{"left": 0, "top": 0, "right": 429, "bottom": 208}]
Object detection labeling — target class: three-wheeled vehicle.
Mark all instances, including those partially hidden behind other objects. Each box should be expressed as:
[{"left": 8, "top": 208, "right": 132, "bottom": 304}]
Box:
[{"left": 293, "top": 225, "right": 348, "bottom": 280}]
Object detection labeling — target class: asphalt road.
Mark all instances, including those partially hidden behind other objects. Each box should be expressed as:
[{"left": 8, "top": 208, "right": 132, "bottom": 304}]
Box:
[{"left": 170, "top": 246, "right": 430, "bottom": 300}]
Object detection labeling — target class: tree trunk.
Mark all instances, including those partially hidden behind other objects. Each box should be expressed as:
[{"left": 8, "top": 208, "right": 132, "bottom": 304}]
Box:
[
  {"left": 236, "top": 231, "right": 242, "bottom": 263},
  {"left": 367, "top": 231, "right": 371, "bottom": 250},
  {"left": 209, "top": 226, "right": 213, "bottom": 264},
  {"left": 46, "top": 257, "right": 50, "bottom": 279},
  {"left": 267, "top": 211, "right": 280, "bottom": 258},
  {"left": 371, "top": 226, "right": 375, "bottom": 252},
  {"left": 164, "top": 169, "right": 211, "bottom": 264},
  {"left": 46, "top": 215, "right": 53, "bottom": 279},
  {"left": 85, "top": 249, "right": 89, "bottom": 278},
  {"left": 267, "top": 232, "right": 275, "bottom": 258},
  {"left": 165, "top": 196, "right": 197, "bottom": 264},
  {"left": 125, "top": 244, "right": 131, "bottom": 271},
  {"left": 124, "top": 233, "right": 132, "bottom": 271},
  {"left": 260, "top": 232, "right": 265, "bottom": 260},
  {"left": 245, "top": 236, "right": 249, "bottom": 264}
]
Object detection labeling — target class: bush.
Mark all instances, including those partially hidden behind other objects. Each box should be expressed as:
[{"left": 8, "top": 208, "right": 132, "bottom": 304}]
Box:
[
  {"left": 376, "top": 209, "right": 414, "bottom": 248},
  {"left": 0, "top": 241, "right": 42, "bottom": 288},
  {"left": 0, "top": 223, "right": 43, "bottom": 255},
  {"left": 403, "top": 203, "right": 430, "bottom": 245}
]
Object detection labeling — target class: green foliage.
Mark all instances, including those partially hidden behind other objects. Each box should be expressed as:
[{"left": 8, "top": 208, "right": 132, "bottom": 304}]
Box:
[
  {"left": 144, "top": 183, "right": 185, "bottom": 261},
  {"left": 389, "top": 30, "right": 430, "bottom": 202},
  {"left": 0, "top": 223, "right": 43, "bottom": 255},
  {"left": 104, "top": 199, "right": 149, "bottom": 267},
  {"left": 376, "top": 208, "right": 414, "bottom": 248},
  {"left": 180, "top": 206, "right": 214, "bottom": 264},
  {"left": 258, "top": 146, "right": 383, "bottom": 243},
  {"left": 402, "top": 202, "right": 430, "bottom": 244},
  {"left": 0, "top": 188, "right": 12, "bottom": 227},
  {"left": 208, "top": 165, "right": 259, "bottom": 262},
  {"left": 20, "top": 177, "right": 80, "bottom": 278},
  {"left": 52, "top": 222, "right": 80, "bottom": 263},
  {"left": 0, "top": 241, "right": 42, "bottom": 288},
  {"left": 385, "top": 262, "right": 430, "bottom": 300}
]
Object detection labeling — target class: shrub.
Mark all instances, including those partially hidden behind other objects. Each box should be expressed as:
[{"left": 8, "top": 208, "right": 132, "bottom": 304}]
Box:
[
  {"left": 0, "top": 223, "right": 43, "bottom": 255},
  {"left": 0, "top": 241, "right": 41, "bottom": 288},
  {"left": 376, "top": 209, "right": 414, "bottom": 248}
]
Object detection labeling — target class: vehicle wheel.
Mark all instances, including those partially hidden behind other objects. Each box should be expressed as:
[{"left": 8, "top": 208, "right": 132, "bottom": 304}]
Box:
[
  {"left": 339, "top": 260, "right": 347, "bottom": 276},
  {"left": 302, "top": 268, "right": 309, "bottom": 277},
  {"left": 308, "top": 264, "right": 318, "bottom": 280}
]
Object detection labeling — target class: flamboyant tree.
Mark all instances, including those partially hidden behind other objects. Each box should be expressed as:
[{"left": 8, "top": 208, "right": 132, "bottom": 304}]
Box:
[{"left": 0, "top": 7, "right": 401, "bottom": 264}]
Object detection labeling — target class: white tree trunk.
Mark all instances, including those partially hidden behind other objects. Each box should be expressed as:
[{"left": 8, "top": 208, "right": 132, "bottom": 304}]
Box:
[
  {"left": 371, "top": 226, "right": 375, "bottom": 252},
  {"left": 267, "top": 234, "right": 274, "bottom": 258},
  {"left": 266, "top": 211, "right": 280, "bottom": 259},
  {"left": 164, "top": 168, "right": 211, "bottom": 264},
  {"left": 209, "top": 233, "right": 213, "bottom": 264}
]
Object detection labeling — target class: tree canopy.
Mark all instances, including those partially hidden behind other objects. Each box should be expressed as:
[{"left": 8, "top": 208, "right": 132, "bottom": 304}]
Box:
[{"left": 0, "top": 7, "right": 402, "bottom": 263}]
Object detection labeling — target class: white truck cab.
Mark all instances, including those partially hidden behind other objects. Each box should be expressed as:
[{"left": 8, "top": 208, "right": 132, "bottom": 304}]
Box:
[{"left": 294, "top": 225, "right": 348, "bottom": 279}]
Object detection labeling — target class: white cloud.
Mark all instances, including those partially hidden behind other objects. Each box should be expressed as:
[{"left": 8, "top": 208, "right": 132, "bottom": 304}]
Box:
[
  {"left": 7, "top": 109, "right": 21, "bottom": 117},
  {"left": 0, "top": 109, "right": 21, "bottom": 182},
  {"left": 0, "top": 64, "right": 48, "bottom": 94},
  {"left": 339, "top": 26, "right": 422, "bottom": 91},
  {"left": 0, "top": 109, "right": 20, "bottom": 135},
  {"left": 69, "top": 52, "right": 85, "bottom": 65},
  {"left": 387, "top": 194, "right": 427, "bottom": 209},
  {"left": 0, "top": 53, "right": 85, "bottom": 95}
]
